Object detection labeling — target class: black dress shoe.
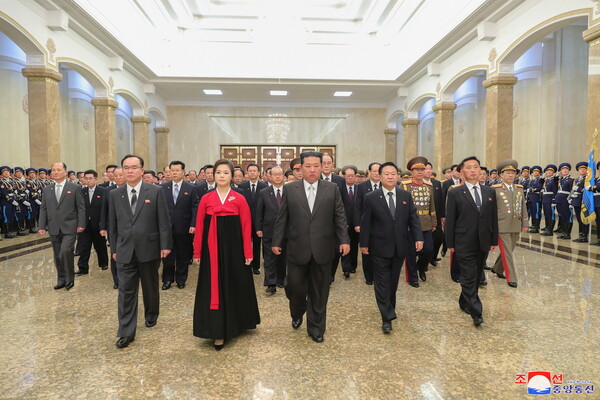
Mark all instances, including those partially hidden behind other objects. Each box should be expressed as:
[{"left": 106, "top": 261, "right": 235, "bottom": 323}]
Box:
[
  {"left": 100, "top": 265, "right": 108, "bottom": 270},
  {"left": 418, "top": 271, "right": 426, "bottom": 282},
  {"left": 460, "top": 305, "right": 471, "bottom": 315},
  {"left": 366, "top": 280, "right": 373, "bottom": 285},
  {"left": 441, "top": 250, "right": 447, "bottom": 257},
  {"left": 252, "top": 269, "right": 260, "bottom": 275},
  {"left": 343, "top": 271, "right": 350, "bottom": 278},
  {"left": 177, "top": 283, "right": 185, "bottom": 289},
  {"left": 116, "top": 336, "right": 135, "bottom": 348},
  {"left": 292, "top": 317, "right": 303, "bottom": 329},
  {"left": 592, "top": 240, "right": 600, "bottom": 246},
  {"left": 529, "top": 228, "right": 539, "bottom": 233},
  {"left": 409, "top": 282, "right": 419, "bottom": 288},
  {"left": 479, "top": 281, "right": 488, "bottom": 286},
  {"left": 145, "top": 320, "right": 157, "bottom": 328},
  {"left": 436, "top": 258, "right": 441, "bottom": 262},
  {"left": 429, "top": 260, "right": 438, "bottom": 267},
  {"left": 494, "top": 271, "right": 506, "bottom": 279},
  {"left": 54, "top": 283, "right": 65, "bottom": 290},
  {"left": 213, "top": 343, "right": 224, "bottom": 351},
  {"left": 553, "top": 228, "right": 562, "bottom": 233},
  {"left": 507, "top": 282, "right": 518, "bottom": 288},
  {"left": 540, "top": 231, "right": 553, "bottom": 236},
  {"left": 309, "top": 334, "right": 324, "bottom": 343},
  {"left": 266, "top": 285, "right": 276, "bottom": 294},
  {"left": 473, "top": 316, "right": 484, "bottom": 327},
  {"left": 75, "top": 270, "right": 88, "bottom": 275},
  {"left": 113, "top": 284, "right": 118, "bottom": 289},
  {"left": 350, "top": 269, "right": 356, "bottom": 273},
  {"left": 382, "top": 321, "right": 392, "bottom": 334},
  {"left": 65, "top": 281, "right": 74, "bottom": 290},
  {"left": 452, "top": 278, "right": 461, "bottom": 283},
  {"left": 483, "top": 265, "right": 492, "bottom": 271},
  {"left": 276, "top": 283, "right": 285, "bottom": 288},
  {"left": 162, "top": 282, "right": 172, "bottom": 290}
]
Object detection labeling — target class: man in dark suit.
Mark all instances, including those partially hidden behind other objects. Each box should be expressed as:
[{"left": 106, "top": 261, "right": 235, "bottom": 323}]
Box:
[
  {"left": 99, "top": 164, "right": 118, "bottom": 188},
  {"left": 239, "top": 163, "right": 268, "bottom": 274},
  {"left": 272, "top": 151, "right": 350, "bottom": 343},
  {"left": 76, "top": 169, "right": 108, "bottom": 275},
  {"left": 100, "top": 167, "right": 126, "bottom": 289},
  {"left": 353, "top": 162, "right": 381, "bottom": 285},
  {"left": 195, "top": 164, "right": 215, "bottom": 201},
  {"left": 426, "top": 162, "right": 444, "bottom": 267},
  {"left": 321, "top": 154, "right": 345, "bottom": 282},
  {"left": 38, "top": 162, "right": 86, "bottom": 290},
  {"left": 340, "top": 165, "right": 359, "bottom": 278},
  {"left": 255, "top": 166, "right": 286, "bottom": 294},
  {"left": 160, "top": 161, "right": 198, "bottom": 290},
  {"left": 360, "top": 162, "right": 423, "bottom": 333},
  {"left": 109, "top": 154, "right": 172, "bottom": 348},
  {"left": 445, "top": 156, "right": 498, "bottom": 327}
]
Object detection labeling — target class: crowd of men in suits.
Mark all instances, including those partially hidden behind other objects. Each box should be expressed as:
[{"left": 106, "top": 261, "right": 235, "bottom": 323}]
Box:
[{"left": 2, "top": 152, "right": 600, "bottom": 339}]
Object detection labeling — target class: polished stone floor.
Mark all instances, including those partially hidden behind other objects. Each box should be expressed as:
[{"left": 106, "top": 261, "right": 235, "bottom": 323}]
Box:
[{"left": 1, "top": 233, "right": 599, "bottom": 399}]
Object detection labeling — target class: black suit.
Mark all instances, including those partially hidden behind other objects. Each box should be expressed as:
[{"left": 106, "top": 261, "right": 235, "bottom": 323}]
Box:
[
  {"left": 445, "top": 183, "right": 498, "bottom": 320},
  {"left": 353, "top": 180, "right": 380, "bottom": 283},
  {"left": 161, "top": 181, "right": 199, "bottom": 286},
  {"left": 77, "top": 185, "right": 109, "bottom": 272},
  {"left": 430, "top": 178, "right": 445, "bottom": 262},
  {"left": 255, "top": 185, "right": 286, "bottom": 286},
  {"left": 340, "top": 184, "right": 359, "bottom": 274},
  {"left": 195, "top": 180, "right": 216, "bottom": 201},
  {"left": 322, "top": 174, "right": 345, "bottom": 280},
  {"left": 239, "top": 180, "right": 268, "bottom": 272},
  {"left": 360, "top": 187, "right": 422, "bottom": 322}
]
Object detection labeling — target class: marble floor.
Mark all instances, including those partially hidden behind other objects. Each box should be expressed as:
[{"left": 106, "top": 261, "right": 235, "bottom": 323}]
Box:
[{"left": 1, "top": 233, "right": 599, "bottom": 399}]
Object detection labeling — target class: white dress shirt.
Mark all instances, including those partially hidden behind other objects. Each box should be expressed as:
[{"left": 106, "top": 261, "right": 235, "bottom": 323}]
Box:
[
  {"left": 464, "top": 181, "right": 482, "bottom": 205},
  {"left": 127, "top": 181, "right": 143, "bottom": 203},
  {"left": 382, "top": 186, "right": 396, "bottom": 209}
]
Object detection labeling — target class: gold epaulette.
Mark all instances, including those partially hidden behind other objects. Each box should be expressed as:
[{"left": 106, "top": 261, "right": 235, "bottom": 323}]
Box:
[
  {"left": 401, "top": 180, "right": 412, "bottom": 185},
  {"left": 450, "top": 184, "right": 460, "bottom": 189},
  {"left": 492, "top": 184, "right": 503, "bottom": 188},
  {"left": 515, "top": 184, "right": 523, "bottom": 188}
]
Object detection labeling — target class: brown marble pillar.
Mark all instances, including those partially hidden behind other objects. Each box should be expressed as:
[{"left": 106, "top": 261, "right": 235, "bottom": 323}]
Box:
[
  {"left": 22, "top": 67, "right": 63, "bottom": 167},
  {"left": 432, "top": 101, "right": 457, "bottom": 172},
  {"left": 584, "top": 25, "right": 600, "bottom": 150},
  {"left": 155, "top": 127, "right": 170, "bottom": 171},
  {"left": 401, "top": 118, "right": 420, "bottom": 167},
  {"left": 91, "top": 98, "right": 118, "bottom": 172},
  {"left": 131, "top": 115, "right": 151, "bottom": 164},
  {"left": 482, "top": 74, "right": 517, "bottom": 169},
  {"left": 384, "top": 128, "right": 398, "bottom": 163}
]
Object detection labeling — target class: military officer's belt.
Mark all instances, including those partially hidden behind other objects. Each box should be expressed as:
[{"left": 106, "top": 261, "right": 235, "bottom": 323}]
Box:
[
  {"left": 543, "top": 191, "right": 553, "bottom": 195},
  {"left": 557, "top": 190, "right": 570, "bottom": 195},
  {"left": 417, "top": 210, "right": 429, "bottom": 215}
]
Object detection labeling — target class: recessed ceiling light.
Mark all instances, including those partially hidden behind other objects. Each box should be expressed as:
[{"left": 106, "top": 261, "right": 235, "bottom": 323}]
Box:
[
  {"left": 270, "top": 90, "right": 288, "bottom": 96},
  {"left": 203, "top": 89, "right": 222, "bottom": 95},
  {"left": 334, "top": 91, "right": 353, "bottom": 97}
]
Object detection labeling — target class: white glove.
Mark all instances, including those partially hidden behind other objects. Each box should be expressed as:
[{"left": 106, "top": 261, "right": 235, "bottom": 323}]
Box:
[
  {"left": 12, "top": 201, "right": 19, "bottom": 206},
  {"left": 25, "top": 189, "right": 29, "bottom": 194},
  {"left": 23, "top": 201, "right": 31, "bottom": 206},
  {"left": 35, "top": 199, "right": 42, "bottom": 205}
]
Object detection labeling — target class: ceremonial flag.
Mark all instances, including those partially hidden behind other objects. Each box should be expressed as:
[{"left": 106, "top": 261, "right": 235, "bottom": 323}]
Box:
[{"left": 581, "top": 130, "right": 597, "bottom": 224}]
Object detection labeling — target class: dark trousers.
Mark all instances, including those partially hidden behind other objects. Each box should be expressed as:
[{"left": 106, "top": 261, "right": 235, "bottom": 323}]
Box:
[
  {"left": 431, "top": 226, "right": 444, "bottom": 261},
  {"left": 251, "top": 231, "right": 261, "bottom": 271},
  {"left": 573, "top": 206, "right": 589, "bottom": 236},
  {"left": 162, "top": 233, "right": 193, "bottom": 285},
  {"left": 330, "top": 239, "right": 342, "bottom": 281},
  {"left": 456, "top": 250, "right": 486, "bottom": 318},
  {"left": 555, "top": 198, "right": 572, "bottom": 232},
  {"left": 262, "top": 237, "right": 286, "bottom": 286},
  {"left": 50, "top": 232, "right": 77, "bottom": 285},
  {"left": 110, "top": 258, "right": 119, "bottom": 286},
  {"left": 77, "top": 228, "right": 108, "bottom": 272},
  {"left": 542, "top": 202, "right": 555, "bottom": 230},
  {"left": 361, "top": 253, "right": 373, "bottom": 282},
  {"left": 116, "top": 253, "right": 160, "bottom": 338},
  {"left": 341, "top": 227, "right": 359, "bottom": 273},
  {"left": 371, "top": 254, "right": 403, "bottom": 322},
  {"left": 285, "top": 257, "right": 331, "bottom": 337},
  {"left": 528, "top": 201, "right": 542, "bottom": 229},
  {"left": 450, "top": 250, "right": 487, "bottom": 283},
  {"left": 405, "top": 230, "right": 433, "bottom": 283}
]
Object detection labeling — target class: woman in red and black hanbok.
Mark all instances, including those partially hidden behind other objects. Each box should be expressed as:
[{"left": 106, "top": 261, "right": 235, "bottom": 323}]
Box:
[{"left": 192, "top": 159, "right": 260, "bottom": 350}]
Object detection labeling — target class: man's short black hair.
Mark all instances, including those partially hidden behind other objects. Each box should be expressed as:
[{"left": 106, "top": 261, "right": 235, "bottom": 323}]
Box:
[
  {"left": 457, "top": 156, "right": 480, "bottom": 172},
  {"left": 378, "top": 162, "right": 399, "bottom": 175},
  {"left": 480, "top": 166, "right": 489, "bottom": 173},
  {"left": 84, "top": 169, "right": 98, "bottom": 178},
  {"left": 451, "top": 164, "right": 458, "bottom": 171},
  {"left": 121, "top": 154, "right": 144, "bottom": 168},
  {"left": 169, "top": 160, "right": 186, "bottom": 170},
  {"left": 300, "top": 151, "right": 323, "bottom": 164},
  {"left": 426, "top": 162, "right": 433, "bottom": 168},
  {"left": 105, "top": 164, "right": 118, "bottom": 172},
  {"left": 204, "top": 164, "right": 214, "bottom": 170},
  {"left": 144, "top": 170, "right": 157, "bottom": 178},
  {"left": 246, "top": 163, "right": 260, "bottom": 172},
  {"left": 234, "top": 165, "right": 243, "bottom": 171},
  {"left": 368, "top": 162, "right": 382, "bottom": 173},
  {"left": 342, "top": 165, "right": 358, "bottom": 175}
]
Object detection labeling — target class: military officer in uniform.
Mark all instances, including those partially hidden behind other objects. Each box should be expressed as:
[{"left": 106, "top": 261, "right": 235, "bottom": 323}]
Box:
[
  {"left": 26, "top": 168, "right": 41, "bottom": 233},
  {"left": 554, "top": 163, "right": 574, "bottom": 239},
  {"left": 570, "top": 161, "right": 589, "bottom": 243},
  {"left": 13, "top": 167, "right": 30, "bottom": 236},
  {"left": 490, "top": 160, "right": 528, "bottom": 288},
  {"left": 401, "top": 157, "right": 436, "bottom": 287},
  {"left": 0, "top": 166, "right": 18, "bottom": 238},
  {"left": 540, "top": 164, "right": 558, "bottom": 236},
  {"left": 526, "top": 166, "right": 543, "bottom": 233}
]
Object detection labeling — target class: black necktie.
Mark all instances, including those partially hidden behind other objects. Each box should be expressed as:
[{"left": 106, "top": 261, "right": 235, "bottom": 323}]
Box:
[
  {"left": 130, "top": 188, "right": 137, "bottom": 214},
  {"left": 473, "top": 186, "right": 481, "bottom": 211},
  {"left": 251, "top": 183, "right": 256, "bottom": 195},
  {"left": 373, "top": 183, "right": 378, "bottom": 190},
  {"left": 348, "top": 186, "right": 354, "bottom": 202},
  {"left": 276, "top": 188, "right": 281, "bottom": 205},
  {"left": 387, "top": 191, "right": 395, "bottom": 219},
  {"left": 325, "top": 177, "right": 330, "bottom": 181}
]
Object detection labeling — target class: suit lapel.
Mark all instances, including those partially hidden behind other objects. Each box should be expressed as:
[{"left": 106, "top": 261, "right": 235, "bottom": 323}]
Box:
[
  {"left": 461, "top": 185, "right": 480, "bottom": 213},
  {"left": 394, "top": 188, "right": 402, "bottom": 219},
  {"left": 57, "top": 182, "right": 70, "bottom": 207},
  {"left": 311, "top": 180, "right": 327, "bottom": 216},
  {"left": 132, "top": 183, "right": 148, "bottom": 222},
  {"left": 296, "top": 181, "right": 312, "bottom": 217},
  {"left": 377, "top": 189, "right": 394, "bottom": 219},
  {"left": 165, "top": 183, "right": 174, "bottom": 208},
  {"left": 268, "top": 186, "right": 279, "bottom": 209}
]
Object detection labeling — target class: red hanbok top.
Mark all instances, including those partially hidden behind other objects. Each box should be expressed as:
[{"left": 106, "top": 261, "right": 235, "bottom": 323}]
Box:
[{"left": 193, "top": 188, "right": 253, "bottom": 310}]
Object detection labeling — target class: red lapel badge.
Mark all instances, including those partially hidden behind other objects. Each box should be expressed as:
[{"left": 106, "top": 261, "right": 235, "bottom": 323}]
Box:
[{"left": 145, "top": 199, "right": 151, "bottom": 203}]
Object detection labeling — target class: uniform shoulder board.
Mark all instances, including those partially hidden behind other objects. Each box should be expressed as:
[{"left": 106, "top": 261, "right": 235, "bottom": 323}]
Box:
[
  {"left": 515, "top": 184, "right": 523, "bottom": 188},
  {"left": 450, "top": 184, "right": 460, "bottom": 189},
  {"left": 492, "top": 184, "right": 503, "bottom": 188},
  {"left": 401, "top": 180, "right": 412, "bottom": 184},
  {"left": 423, "top": 181, "right": 432, "bottom": 186}
]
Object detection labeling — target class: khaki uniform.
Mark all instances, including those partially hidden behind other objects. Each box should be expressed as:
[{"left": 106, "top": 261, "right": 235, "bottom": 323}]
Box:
[{"left": 492, "top": 183, "right": 528, "bottom": 283}]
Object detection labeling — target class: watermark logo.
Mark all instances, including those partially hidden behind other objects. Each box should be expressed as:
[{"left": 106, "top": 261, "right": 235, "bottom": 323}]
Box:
[{"left": 515, "top": 372, "right": 594, "bottom": 395}]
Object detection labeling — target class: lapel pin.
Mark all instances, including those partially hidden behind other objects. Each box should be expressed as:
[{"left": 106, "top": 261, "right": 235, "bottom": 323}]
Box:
[{"left": 145, "top": 199, "right": 151, "bottom": 203}]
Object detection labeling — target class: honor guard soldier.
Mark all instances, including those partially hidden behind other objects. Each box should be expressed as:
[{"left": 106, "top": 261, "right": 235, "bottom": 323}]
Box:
[
  {"left": 38, "top": 168, "right": 50, "bottom": 187},
  {"left": 540, "top": 164, "right": 558, "bottom": 236},
  {"left": 555, "top": 163, "right": 574, "bottom": 239},
  {"left": 13, "top": 167, "right": 30, "bottom": 235},
  {"left": 586, "top": 161, "right": 600, "bottom": 246},
  {"left": 487, "top": 169, "right": 499, "bottom": 186},
  {"left": 491, "top": 160, "right": 528, "bottom": 288},
  {"left": 401, "top": 157, "right": 437, "bottom": 287},
  {"left": 527, "top": 166, "right": 543, "bottom": 233},
  {"left": 26, "top": 168, "right": 41, "bottom": 233},
  {"left": 519, "top": 166, "right": 531, "bottom": 187},
  {"left": 0, "top": 166, "right": 18, "bottom": 238},
  {"left": 570, "top": 161, "right": 589, "bottom": 243}
]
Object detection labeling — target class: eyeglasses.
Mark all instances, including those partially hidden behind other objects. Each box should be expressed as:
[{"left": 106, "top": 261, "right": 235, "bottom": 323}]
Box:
[{"left": 123, "top": 166, "right": 142, "bottom": 171}]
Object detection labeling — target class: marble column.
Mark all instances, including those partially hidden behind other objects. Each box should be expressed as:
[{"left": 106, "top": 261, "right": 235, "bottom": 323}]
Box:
[
  {"left": 21, "top": 66, "right": 63, "bottom": 167},
  {"left": 401, "top": 118, "right": 420, "bottom": 168},
  {"left": 584, "top": 25, "right": 600, "bottom": 150},
  {"left": 91, "top": 98, "right": 118, "bottom": 172},
  {"left": 432, "top": 101, "right": 457, "bottom": 172},
  {"left": 384, "top": 128, "right": 398, "bottom": 163},
  {"left": 482, "top": 74, "right": 517, "bottom": 169},
  {"left": 131, "top": 115, "right": 151, "bottom": 164},
  {"left": 155, "top": 127, "right": 170, "bottom": 170}
]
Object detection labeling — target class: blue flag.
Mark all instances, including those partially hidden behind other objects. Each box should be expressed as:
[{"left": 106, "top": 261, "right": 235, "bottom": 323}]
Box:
[{"left": 582, "top": 141, "right": 596, "bottom": 225}]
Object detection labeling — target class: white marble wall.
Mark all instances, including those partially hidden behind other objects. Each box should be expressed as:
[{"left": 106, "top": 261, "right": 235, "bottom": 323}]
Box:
[
  {"left": 453, "top": 76, "right": 486, "bottom": 164},
  {"left": 418, "top": 99, "right": 435, "bottom": 162},
  {"left": 115, "top": 95, "right": 133, "bottom": 163}
]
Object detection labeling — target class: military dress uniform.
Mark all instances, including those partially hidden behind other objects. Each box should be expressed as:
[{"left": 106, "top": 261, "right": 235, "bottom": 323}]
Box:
[
  {"left": 25, "top": 168, "right": 41, "bottom": 233},
  {"left": 402, "top": 157, "right": 437, "bottom": 287},
  {"left": 13, "top": 167, "right": 30, "bottom": 236},
  {"left": 570, "top": 162, "right": 589, "bottom": 243},
  {"left": 491, "top": 160, "right": 528, "bottom": 288},
  {"left": 555, "top": 163, "right": 574, "bottom": 239},
  {"left": 526, "top": 166, "right": 543, "bottom": 233},
  {"left": 0, "top": 166, "right": 18, "bottom": 238},
  {"left": 541, "top": 164, "right": 558, "bottom": 236},
  {"left": 587, "top": 162, "right": 600, "bottom": 246},
  {"left": 519, "top": 166, "right": 531, "bottom": 218}
]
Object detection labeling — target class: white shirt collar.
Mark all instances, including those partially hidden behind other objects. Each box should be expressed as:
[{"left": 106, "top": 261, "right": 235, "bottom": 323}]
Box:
[
  {"left": 303, "top": 179, "right": 317, "bottom": 192},
  {"left": 464, "top": 181, "right": 480, "bottom": 191},
  {"left": 370, "top": 180, "right": 379, "bottom": 188},
  {"left": 127, "top": 181, "right": 142, "bottom": 194},
  {"left": 382, "top": 186, "right": 395, "bottom": 196}
]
